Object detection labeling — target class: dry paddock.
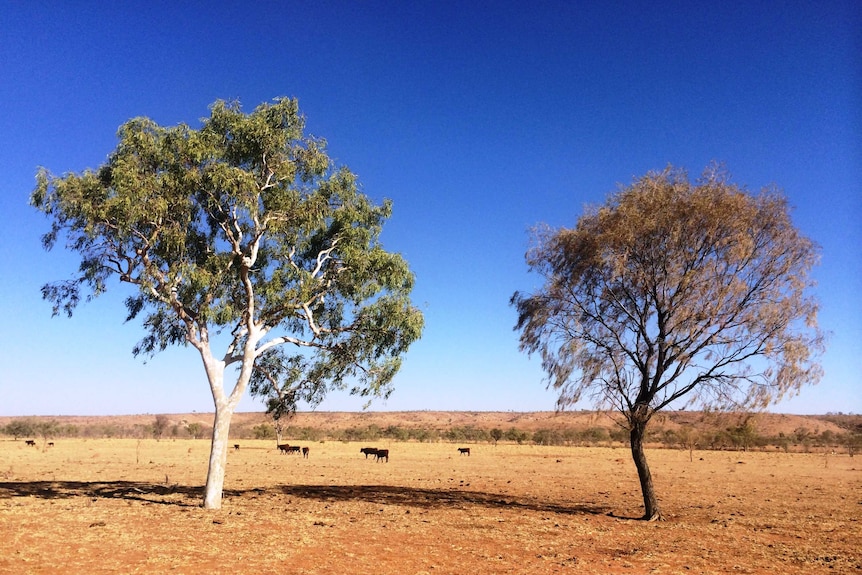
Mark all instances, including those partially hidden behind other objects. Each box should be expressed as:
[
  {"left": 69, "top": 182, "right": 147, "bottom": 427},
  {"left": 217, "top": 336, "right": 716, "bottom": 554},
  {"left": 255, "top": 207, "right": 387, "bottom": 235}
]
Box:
[{"left": 0, "top": 439, "right": 859, "bottom": 574}]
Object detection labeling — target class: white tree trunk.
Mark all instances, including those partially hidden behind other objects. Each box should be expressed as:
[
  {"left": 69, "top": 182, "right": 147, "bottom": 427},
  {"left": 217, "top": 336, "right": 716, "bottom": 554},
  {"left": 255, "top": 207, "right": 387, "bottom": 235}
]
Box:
[
  {"left": 199, "top": 334, "right": 258, "bottom": 509},
  {"left": 197, "top": 321, "right": 260, "bottom": 509},
  {"left": 203, "top": 401, "right": 234, "bottom": 509}
]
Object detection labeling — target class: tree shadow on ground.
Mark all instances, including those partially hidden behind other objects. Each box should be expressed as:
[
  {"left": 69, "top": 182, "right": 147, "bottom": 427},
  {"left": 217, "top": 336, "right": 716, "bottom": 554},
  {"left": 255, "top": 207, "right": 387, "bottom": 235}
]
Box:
[
  {"left": 0, "top": 481, "right": 207, "bottom": 507},
  {"left": 275, "top": 484, "right": 610, "bottom": 516},
  {"left": 0, "top": 480, "right": 611, "bottom": 516}
]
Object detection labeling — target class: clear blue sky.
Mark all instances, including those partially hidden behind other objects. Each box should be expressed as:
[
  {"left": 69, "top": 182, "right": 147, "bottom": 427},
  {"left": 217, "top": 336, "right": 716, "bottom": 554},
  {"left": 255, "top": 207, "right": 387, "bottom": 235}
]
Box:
[{"left": 1, "top": 2, "right": 859, "bottom": 416}]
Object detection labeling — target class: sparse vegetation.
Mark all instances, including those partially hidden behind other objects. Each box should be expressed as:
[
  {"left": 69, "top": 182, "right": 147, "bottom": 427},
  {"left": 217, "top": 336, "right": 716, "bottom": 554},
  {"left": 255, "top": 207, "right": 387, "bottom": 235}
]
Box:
[
  {"left": 3, "top": 412, "right": 858, "bottom": 454},
  {"left": 185, "top": 422, "right": 205, "bottom": 440},
  {"left": 4, "top": 419, "right": 36, "bottom": 440},
  {"left": 252, "top": 423, "right": 277, "bottom": 440}
]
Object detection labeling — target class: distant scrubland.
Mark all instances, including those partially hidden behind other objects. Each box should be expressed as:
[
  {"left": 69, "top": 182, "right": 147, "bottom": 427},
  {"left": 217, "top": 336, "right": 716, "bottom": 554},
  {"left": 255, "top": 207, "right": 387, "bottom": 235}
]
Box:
[{"left": 2, "top": 411, "right": 860, "bottom": 455}]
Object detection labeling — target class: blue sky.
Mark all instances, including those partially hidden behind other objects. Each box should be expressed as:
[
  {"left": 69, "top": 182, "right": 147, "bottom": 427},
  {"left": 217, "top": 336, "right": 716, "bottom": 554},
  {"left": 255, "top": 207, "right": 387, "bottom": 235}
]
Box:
[{"left": 1, "top": 1, "right": 858, "bottom": 416}]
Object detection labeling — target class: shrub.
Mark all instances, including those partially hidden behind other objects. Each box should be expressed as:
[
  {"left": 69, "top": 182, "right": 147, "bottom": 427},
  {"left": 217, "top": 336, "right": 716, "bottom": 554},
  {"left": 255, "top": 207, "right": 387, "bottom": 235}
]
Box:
[{"left": 253, "top": 424, "right": 276, "bottom": 440}]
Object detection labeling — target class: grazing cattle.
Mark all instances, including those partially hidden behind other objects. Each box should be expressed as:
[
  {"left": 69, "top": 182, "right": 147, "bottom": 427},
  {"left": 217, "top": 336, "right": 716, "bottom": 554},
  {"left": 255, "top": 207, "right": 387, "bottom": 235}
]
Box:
[
  {"left": 360, "top": 447, "right": 378, "bottom": 459},
  {"left": 25, "top": 440, "right": 36, "bottom": 447},
  {"left": 375, "top": 449, "right": 389, "bottom": 463},
  {"left": 458, "top": 447, "right": 470, "bottom": 456},
  {"left": 277, "top": 444, "right": 291, "bottom": 454},
  {"left": 302, "top": 446, "right": 309, "bottom": 458},
  {"left": 234, "top": 444, "right": 240, "bottom": 451},
  {"left": 48, "top": 442, "right": 55, "bottom": 447}
]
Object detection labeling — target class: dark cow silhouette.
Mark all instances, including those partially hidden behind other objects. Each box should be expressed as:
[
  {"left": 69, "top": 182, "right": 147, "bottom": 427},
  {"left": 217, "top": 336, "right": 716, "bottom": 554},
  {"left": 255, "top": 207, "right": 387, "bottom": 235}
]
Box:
[
  {"left": 375, "top": 449, "right": 389, "bottom": 463},
  {"left": 277, "top": 444, "right": 291, "bottom": 454},
  {"left": 302, "top": 446, "right": 309, "bottom": 458},
  {"left": 25, "top": 440, "right": 36, "bottom": 447},
  {"left": 360, "top": 447, "right": 378, "bottom": 459},
  {"left": 234, "top": 444, "right": 240, "bottom": 451},
  {"left": 458, "top": 447, "right": 471, "bottom": 456}
]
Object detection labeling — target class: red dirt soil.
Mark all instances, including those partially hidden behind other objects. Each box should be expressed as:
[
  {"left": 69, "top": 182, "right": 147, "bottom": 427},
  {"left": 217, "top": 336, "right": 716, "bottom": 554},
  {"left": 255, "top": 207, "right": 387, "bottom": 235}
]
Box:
[{"left": 1, "top": 438, "right": 859, "bottom": 574}]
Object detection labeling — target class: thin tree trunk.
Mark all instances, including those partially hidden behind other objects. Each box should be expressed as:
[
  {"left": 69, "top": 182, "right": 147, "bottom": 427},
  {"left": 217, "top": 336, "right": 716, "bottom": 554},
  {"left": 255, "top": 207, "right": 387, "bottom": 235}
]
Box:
[
  {"left": 203, "top": 401, "right": 234, "bottom": 509},
  {"left": 630, "top": 419, "right": 662, "bottom": 521},
  {"left": 197, "top": 326, "right": 257, "bottom": 509}
]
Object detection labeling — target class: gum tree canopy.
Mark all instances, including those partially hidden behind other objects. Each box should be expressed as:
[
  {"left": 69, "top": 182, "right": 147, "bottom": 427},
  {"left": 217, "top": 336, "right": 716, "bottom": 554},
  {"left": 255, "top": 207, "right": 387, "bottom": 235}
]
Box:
[
  {"left": 31, "top": 98, "right": 424, "bottom": 509},
  {"left": 512, "top": 166, "right": 823, "bottom": 520}
]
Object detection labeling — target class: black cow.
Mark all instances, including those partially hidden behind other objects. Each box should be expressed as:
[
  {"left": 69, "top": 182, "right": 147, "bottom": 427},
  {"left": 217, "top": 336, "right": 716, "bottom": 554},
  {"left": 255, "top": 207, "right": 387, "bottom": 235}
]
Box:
[
  {"left": 360, "top": 447, "right": 378, "bottom": 459},
  {"left": 277, "top": 444, "right": 291, "bottom": 454},
  {"left": 25, "top": 440, "right": 36, "bottom": 447},
  {"left": 302, "top": 446, "right": 310, "bottom": 458},
  {"left": 375, "top": 449, "right": 389, "bottom": 463},
  {"left": 458, "top": 447, "right": 471, "bottom": 456}
]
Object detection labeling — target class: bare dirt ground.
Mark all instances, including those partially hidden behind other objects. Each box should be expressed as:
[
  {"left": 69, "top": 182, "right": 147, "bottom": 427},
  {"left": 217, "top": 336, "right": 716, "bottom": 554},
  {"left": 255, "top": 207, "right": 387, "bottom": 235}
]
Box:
[{"left": 0, "top": 438, "right": 859, "bottom": 574}]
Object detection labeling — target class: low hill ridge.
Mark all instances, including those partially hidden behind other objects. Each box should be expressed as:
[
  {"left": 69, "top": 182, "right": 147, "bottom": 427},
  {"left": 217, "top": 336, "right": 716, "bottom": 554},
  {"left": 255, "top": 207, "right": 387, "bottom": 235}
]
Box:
[{"left": 1, "top": 410, "right": 857, "bottom": 437}]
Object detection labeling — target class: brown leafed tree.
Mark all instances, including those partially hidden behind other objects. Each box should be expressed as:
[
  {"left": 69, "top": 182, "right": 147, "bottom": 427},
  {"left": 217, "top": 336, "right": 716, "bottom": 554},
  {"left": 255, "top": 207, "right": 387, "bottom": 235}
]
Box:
[{"left": 511, "top": 165, "right": 824, "bottom": 520}]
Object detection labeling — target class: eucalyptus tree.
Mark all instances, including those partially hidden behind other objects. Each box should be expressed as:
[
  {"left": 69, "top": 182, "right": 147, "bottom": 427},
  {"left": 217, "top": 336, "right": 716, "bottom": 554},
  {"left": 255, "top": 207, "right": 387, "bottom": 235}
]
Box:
[
  {"left": 31, "top": 98, "right": 424, "bottom": 509},
  {"left": 512, "top": 166, "right": 823, "bottom": 520}
]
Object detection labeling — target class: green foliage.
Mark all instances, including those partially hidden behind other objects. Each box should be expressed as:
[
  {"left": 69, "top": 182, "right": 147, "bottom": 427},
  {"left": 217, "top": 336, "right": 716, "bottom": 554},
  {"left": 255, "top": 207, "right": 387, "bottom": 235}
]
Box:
[
  {"left": 252, "top": 423, "right": 276, "bottom": 440},
  {"left": 726, "top": 418, "right": 759, "bottom": 451},
  {"left": 290, "top": 426, "right": 324, "bottom": 442},
  {"left": 582, "top": 427, "right": 610, "bottom": 443},
  {"left": 4, "top": 419, "right": 36, "bottom": 439},
  {"left": 34, "top": 420, "right": 60, "bottom": 439},
  {"left": 2, "top": 419, "right": 76, "bottom": 440},
  {"left": 186, "top": 422, "right": 204, "bottom": 439},
  {"left": 531, "top": 428, "right": 562, "bottom": 445},
  {"left": 504, "top": 427, "right": 531, "bottom": 444},
  {"left": 338, "top": 426, "right": 379, "bottom": 442},
  {"left": 490, "top": 428, "right": 503, "bottom": 444},
  {"left": 31, "top": 97, "right": 424, "bottom": 417},
  {"left": 443, "top": 426, "right": 490, "bottom": 442},
  {"left": 383, "top": 425, "right": 409, "bottom": 441},
  {"left": 407, "top": 427, "right": 437, "bottom": 443}
]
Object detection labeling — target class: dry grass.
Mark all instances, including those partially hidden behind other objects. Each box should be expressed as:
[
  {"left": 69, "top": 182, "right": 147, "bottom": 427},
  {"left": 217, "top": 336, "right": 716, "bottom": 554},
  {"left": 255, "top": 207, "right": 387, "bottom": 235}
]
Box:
[{"left": 1, "top": 438, "right": 859, "bottom": 574}]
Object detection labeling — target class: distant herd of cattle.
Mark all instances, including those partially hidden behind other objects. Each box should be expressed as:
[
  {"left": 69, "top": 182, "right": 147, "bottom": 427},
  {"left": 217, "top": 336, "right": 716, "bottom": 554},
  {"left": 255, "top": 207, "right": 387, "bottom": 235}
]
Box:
[
  {"left": 267, "top": 443, "right": 473, "bottom": 462},
  {"left": 21, "top": 440, "right": 472, "bottom": 460},
  {"left": 276, "top": 444, "right": 310, "bottom": 458}
]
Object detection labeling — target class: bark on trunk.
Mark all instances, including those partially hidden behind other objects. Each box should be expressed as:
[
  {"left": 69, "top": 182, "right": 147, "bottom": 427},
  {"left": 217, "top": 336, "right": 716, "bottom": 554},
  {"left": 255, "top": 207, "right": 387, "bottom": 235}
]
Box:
[
  {"left": 203, "top": 402, "right": 235, "bottom": 509},
  {"left": 630, "top": 419, "right": 662, "bottom": 521}
]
